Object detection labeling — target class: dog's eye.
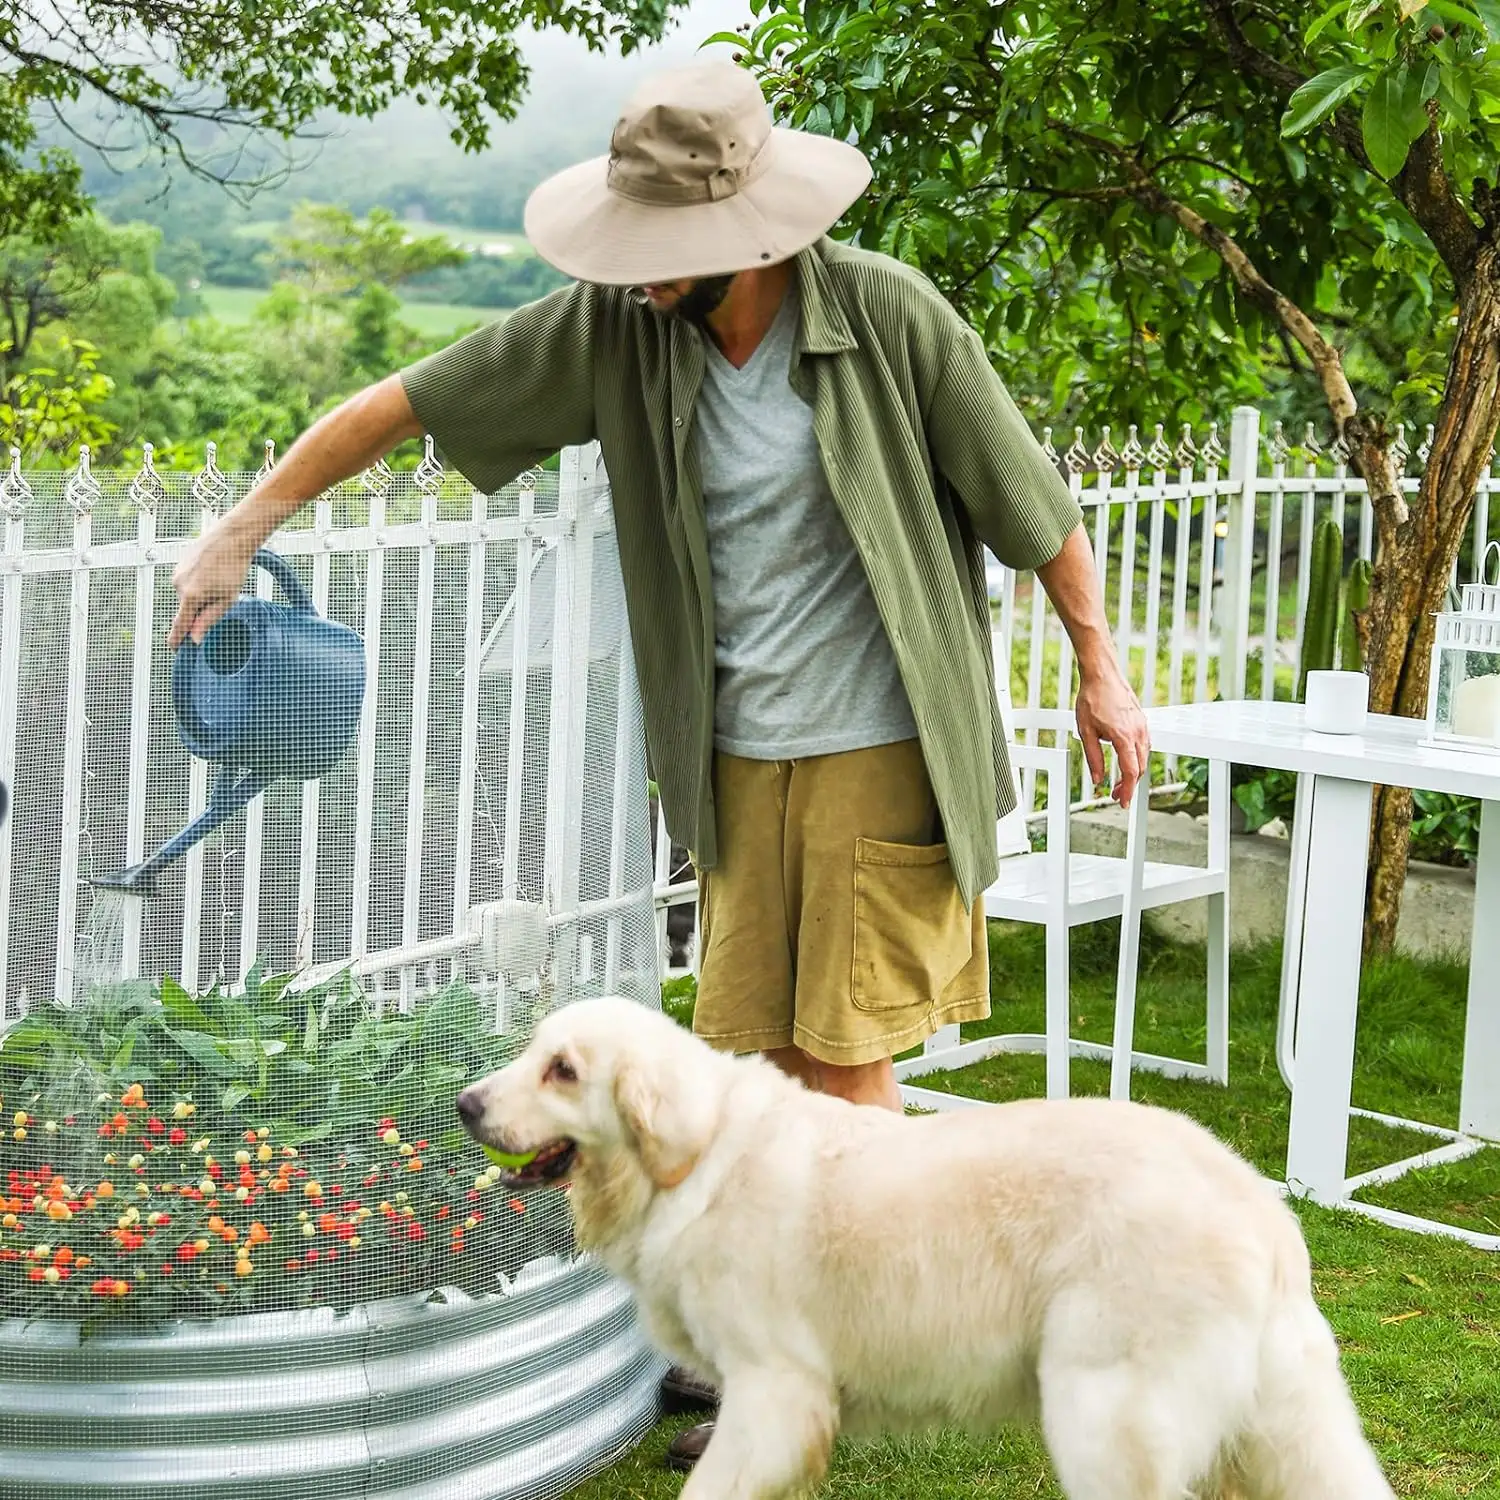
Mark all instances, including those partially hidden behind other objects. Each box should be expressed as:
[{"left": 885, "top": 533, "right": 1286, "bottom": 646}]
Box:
[{"left": 544, "top": 1055, "right": 577, "bottom": 1085}]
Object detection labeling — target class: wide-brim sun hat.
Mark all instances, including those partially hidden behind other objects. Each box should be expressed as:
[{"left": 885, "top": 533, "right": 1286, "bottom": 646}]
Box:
[{"left": 523, "top": 59, "right": 873, "bottom": 286}]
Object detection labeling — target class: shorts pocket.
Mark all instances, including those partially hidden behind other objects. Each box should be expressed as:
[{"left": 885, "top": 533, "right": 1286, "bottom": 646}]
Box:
[{"left": 851, "top": 837, "right": 974, "bottom": 1012}]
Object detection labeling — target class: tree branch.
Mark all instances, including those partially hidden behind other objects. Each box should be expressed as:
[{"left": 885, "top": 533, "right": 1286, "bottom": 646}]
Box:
[
  {"left": 1204, "top": 0, "right": 1479, "bottom": 287},
  {"left": 1394, "top": 109, "right": 1480, "bottom": 288},
  {"left": 1047, "top": 118, "right": 1413, "bottom": 525},
  {"left": 1203, "top": 0, "right": 1373, "bottom": 170}
]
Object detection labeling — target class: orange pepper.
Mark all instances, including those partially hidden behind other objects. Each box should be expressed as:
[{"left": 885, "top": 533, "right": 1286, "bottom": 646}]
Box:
[{"left": 95, "top": 1182, "right": 114, "bottom": 1199}]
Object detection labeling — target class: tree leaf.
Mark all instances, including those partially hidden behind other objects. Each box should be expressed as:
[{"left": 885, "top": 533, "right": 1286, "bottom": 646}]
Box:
[
  {"left": 1306, "top": 2, "right": 1348, "bottom": 43},
  {"left": 1282, "top": 64, "right": 1367, "bottom": 137},
  {"left": 1362, "top": 69, "right": 1429, "bottom": 178},
  {"left": 1474, "top": 0, "right": 1500, "bottom": 35}
]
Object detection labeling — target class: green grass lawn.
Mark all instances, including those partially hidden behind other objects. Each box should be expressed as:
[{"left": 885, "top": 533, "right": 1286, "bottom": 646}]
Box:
[
  {"left": 580, "top": 924, "right": 1500, "bottom": 1499},
  {"left": 194, "top": 283, "right": 502, "bottom": 337}
]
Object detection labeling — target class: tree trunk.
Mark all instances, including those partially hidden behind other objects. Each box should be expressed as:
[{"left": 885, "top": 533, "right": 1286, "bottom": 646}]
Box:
[{"left": 1356, "top": 240, "right": 1500, "bottom": 953}]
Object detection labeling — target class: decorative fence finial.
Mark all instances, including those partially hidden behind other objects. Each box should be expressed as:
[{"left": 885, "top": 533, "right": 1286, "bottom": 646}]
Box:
[
  {"left": 1391, "top": 422, "right": 1411, "bottom": 474},
  {"left": 1416, "top": 423, "right": 1435, "bottom": 467},
  {"left": 1173, "top": 423, "right": 1198, "bottom": 470},
  {"left": 1040, "top": 426, "right": 1058, "bottom": 463},
  {"left": 1268, "top": 420, "right": 1290, "bottom": 466},
  {"left": 127, "top": 442, "right": 167, "bottom": 514},
  {"left": 1200, "top": 422, "right": 1225, "bottom": 467},
  {"left": 191, "top": 441, "right": 232, "bottom": 512},
  {"left": 1329, "top": 429, "right": 1352, "bottom": 466},
  {"left": 65, "top": 446, "right": 102, "bottom": 514},
  {"left": 254, "top": 439, "right": 276, "bottom": 484},
  {"left": 0, "top": 446, "right": 32, "bottom": 517},
  {"left": 1144, "top": 423, "right": 1172, "bottom": 470},
  {"left": 1119, "top": 424, "right": 1144, "bottom": 472},
  {"left": 1063, "top": 427, "right": 1092, "bottom": 475},
  {"left": 414, "top": 433, "right": 445, "bottom": 496},
  {"left": 1300, "top": 422, "right": 1323, "bottom": 462},
  {"left": 359, "top": 455, "right": 394, "bottom": 499},
  {"left": 1092, "top": 425, "right": 1120, "bottom": 475}
]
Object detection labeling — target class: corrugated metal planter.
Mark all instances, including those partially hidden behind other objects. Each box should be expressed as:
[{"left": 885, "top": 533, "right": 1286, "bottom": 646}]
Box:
[{"left": 0, "top": 1253, "right": 665, "bottom": 1500}]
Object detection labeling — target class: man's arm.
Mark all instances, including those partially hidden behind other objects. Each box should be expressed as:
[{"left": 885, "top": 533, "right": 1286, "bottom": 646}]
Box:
[
  {"left": 1035, "top": 524, "right": 1150, "bottom": 807},
  {"left": 169, "top": 281, "right": 600, "bottom": 649},
  {"left": 922, "top": 322, "right": 1150, "bottom": 806},
  {"left": 169, "top": 375, "right": 422, "bottom": 647}
]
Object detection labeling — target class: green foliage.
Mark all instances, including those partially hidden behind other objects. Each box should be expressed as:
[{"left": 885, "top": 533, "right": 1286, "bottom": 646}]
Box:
[
  {"left": 1180, "top": 755, "right": 1300, "bottom": 834},
  {"left": 0, "top": 969, "right": 568, "bottom": 1318},
  {"left": 0, "top": 338, "right": 118, "bottom": 464},
  {"left": 1409, "top": 787, "right": 1484, "bottom": 865},
  {"left": 271, "top": 204, "right": 466, "bottom": 297},
  {"left": 719, "top": 0, "right": 1500, "bottom": 428}
]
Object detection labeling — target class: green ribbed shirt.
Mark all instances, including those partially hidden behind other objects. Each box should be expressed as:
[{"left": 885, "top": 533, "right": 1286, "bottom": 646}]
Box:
[{"left": 399, "top": 236, "right": 1082, "bottom": 907}]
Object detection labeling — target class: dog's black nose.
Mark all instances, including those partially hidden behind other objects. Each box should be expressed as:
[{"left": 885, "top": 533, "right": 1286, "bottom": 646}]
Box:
[{"left": 456, "top": 1088, "right": 483, "bottom": 1125}]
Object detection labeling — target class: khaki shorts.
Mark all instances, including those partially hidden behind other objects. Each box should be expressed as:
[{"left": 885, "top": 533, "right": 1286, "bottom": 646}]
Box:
[{"left": 692, "top": 739, "right": 990, "bottom": 1068}]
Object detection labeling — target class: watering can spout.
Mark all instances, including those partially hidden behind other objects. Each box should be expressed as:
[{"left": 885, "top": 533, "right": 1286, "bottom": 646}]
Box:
[
  {"left": 90, "top": 863, "right": 160, "bottom": 899},
  {"left": 92, "top": 767, "right": 272, "bottom": 897}
]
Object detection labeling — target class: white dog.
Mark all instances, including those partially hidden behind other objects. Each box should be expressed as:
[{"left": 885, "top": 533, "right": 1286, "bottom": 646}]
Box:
[{"left": 456, "top": 997, "right": 1394, "bottom": 1500}]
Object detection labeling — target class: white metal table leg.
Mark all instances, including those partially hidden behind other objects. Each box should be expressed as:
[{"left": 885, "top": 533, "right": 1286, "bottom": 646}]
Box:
[
  {"left": 1460, "top": 798, "right": 1500, "bottom": 1142},
  {"left": 1205, "top": 758, "right": 1231, "bottom": 1084},
  {"left": 1109, "top": 781, "right": 1150, "bottom": 1102},
  {"left": 1284, "top": 773, "right": 1374, "bottom": 1204},
  {"left": 1275, "top": 770, "right": 1313, "bottom": 1091}
]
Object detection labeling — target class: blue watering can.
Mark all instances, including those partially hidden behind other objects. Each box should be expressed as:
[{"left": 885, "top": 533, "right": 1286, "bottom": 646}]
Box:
[{"left": 93, "top": 550, "right": 365, "bottom": 897}]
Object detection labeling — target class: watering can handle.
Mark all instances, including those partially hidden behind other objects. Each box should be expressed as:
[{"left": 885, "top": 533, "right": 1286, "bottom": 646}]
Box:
[{"left": 250, "top": 549, "right": 317, "bottom": 615}]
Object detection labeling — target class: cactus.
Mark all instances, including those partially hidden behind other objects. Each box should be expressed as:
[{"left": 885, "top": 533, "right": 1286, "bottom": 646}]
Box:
[
  {"left": 1299, "top": 518, "right": 1343, "bottom": 700},
  {"left": 1343, "top": 557, "right": 1372, "bottom": 673},
  {"left": 1297, "top": 520, "right": 1371, "bottom": 699}
]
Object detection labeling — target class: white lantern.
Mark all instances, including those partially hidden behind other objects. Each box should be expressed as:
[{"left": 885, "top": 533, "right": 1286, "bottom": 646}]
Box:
[{"left": 1423, "top": 542, "right": 1500, "bottom": 754}]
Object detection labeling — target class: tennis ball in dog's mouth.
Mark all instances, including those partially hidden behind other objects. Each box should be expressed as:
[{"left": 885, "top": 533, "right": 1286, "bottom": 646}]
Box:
[{"left": 482, "top": 1144, "right": 539, "bottom": 1170}]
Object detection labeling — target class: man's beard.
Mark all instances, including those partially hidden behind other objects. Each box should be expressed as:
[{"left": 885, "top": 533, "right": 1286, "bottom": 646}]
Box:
[{"left": 637, "top": 274, "right": 737, "bottom": 326}]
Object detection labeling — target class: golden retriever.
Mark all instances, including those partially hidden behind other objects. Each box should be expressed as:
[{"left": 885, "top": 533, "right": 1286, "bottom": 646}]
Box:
[{"left": 456, "top": 996, "right": 1393, "bottom": 1500}]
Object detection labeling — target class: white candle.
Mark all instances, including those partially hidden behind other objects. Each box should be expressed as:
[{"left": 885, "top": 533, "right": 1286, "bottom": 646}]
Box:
[{"left": 1452, "top": 672, "right": 1500, "bottom": 743}]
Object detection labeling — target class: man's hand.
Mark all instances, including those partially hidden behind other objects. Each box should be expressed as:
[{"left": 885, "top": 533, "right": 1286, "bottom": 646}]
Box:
[
  {"left": 1075, "top": 667, "right": 1150, "bottom": 808},
  {"left": 1033, "top": 526, "right": 1152, "bottom": 806},
  {"left": 168, "top": 518, "right": 259, "bottom": 649}
]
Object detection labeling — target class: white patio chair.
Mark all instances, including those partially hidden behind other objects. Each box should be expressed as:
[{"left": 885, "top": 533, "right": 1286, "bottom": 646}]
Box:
[{"left": 896, "top": 656, "right": 1232, "bottom": 1109}]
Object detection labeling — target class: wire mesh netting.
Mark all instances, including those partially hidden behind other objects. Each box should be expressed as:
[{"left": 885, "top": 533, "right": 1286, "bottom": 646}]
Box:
[{"left": 0, "top": 444, "right": 666, "bottom": 1498}]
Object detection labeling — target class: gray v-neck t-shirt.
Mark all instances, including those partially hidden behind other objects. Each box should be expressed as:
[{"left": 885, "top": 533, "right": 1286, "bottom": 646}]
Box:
[{"left": 693, "top": 283, "right": 918, "bottom": 759}]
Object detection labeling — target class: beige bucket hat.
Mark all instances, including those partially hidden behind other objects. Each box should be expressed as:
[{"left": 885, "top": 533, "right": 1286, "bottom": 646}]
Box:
[{"left": 523, "top": 60, "right": 872, "bottom": 286}]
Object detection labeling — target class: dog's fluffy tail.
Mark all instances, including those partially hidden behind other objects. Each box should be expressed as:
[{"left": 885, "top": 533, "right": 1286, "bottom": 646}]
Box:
[{"left": 1235, "top": 1251, "right": 1394, "bottom": 1500}]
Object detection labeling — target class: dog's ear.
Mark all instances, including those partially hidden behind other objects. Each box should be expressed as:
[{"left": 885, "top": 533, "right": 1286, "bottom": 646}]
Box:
[{"left": 612, "top": 1048, "right": 715, "bottom": 1192}]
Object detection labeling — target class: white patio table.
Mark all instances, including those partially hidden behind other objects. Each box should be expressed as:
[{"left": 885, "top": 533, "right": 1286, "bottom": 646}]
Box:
[{"left": 1143, "top": 699, "right": 1500, "bottom": 1251}]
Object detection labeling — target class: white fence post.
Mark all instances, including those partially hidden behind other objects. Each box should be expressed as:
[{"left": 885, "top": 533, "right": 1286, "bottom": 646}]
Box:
[{"left": 1220, "top": 406, "right": 1261, "bottom": 700}]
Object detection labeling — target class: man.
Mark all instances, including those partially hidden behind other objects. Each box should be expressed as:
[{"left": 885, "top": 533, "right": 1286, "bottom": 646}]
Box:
[{"left": 169, "top": 60, "right": 1149, "bottom": 1470}]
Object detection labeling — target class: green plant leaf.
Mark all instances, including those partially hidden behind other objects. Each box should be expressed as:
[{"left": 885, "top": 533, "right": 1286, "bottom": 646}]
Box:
[
  {"left": 167, "top": 1028, "right": 239, "bottom": 1076},
  {"left": 158, "top": 976, "right": 218, "bottom": 1034},
  {"left": 1363, "top": 69, "right": 1430, "bottom": 178},
  {"left": 221, "top": 1082, "right": 251, "bottom": 1112},
  {"left": 1282, "top": 64, "right": 1367, "bottom": 137}
]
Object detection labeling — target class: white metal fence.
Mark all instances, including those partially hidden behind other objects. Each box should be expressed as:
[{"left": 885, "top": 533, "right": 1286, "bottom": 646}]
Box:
[
  {"left": 992, "top": 407, "right": 1497, "bottom": 793},
  {"left": 0, "top": 441, "right": 663, "bottom": 1015},
  {"left": 2, "top": 408, "right": 1494, "bottom": 1002}
]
